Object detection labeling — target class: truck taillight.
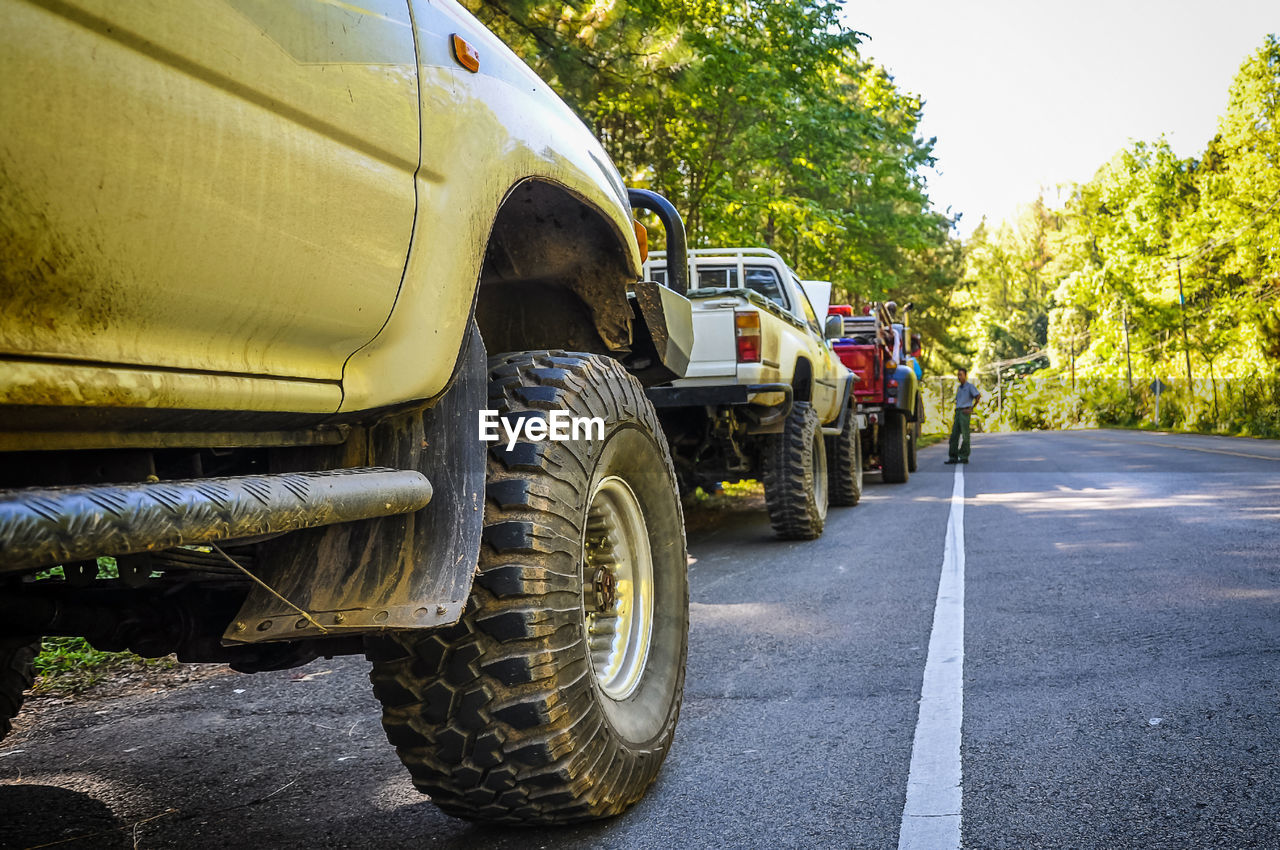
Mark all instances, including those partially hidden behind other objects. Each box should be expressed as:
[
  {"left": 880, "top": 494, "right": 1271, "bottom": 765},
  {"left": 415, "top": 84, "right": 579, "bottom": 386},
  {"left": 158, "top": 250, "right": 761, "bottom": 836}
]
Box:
[
  {"left": 735, "top": 311, "right": 761, "bottom": 363},
  {"left": 888, "top": 378, "right": 899, "bottom": 389}
]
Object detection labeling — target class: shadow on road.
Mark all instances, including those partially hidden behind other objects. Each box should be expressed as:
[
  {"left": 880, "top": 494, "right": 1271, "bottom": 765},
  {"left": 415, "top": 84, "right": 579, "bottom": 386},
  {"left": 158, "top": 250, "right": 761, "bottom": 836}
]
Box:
[{"left": 0, "top": 784, "right": 130, "bottom": 849}]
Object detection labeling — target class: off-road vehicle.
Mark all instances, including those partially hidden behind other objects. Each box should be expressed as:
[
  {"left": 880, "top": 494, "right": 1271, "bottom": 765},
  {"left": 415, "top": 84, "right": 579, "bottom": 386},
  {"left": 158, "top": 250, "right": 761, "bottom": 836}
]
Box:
[
  {"left": 828, "top": 303, "right": 924, "bottom": 483},
  {"left": 643, "top": 249, "right": 859, "bottom": 539},
  {"left": 0, "top": 0, "right": 694, "bottom": 825}
]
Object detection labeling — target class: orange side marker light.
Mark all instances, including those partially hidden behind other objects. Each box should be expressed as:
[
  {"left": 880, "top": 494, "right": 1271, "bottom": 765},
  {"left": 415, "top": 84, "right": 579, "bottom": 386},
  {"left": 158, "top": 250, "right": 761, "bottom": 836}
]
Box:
[
  {"left": 451, "top": 34, "right": 480, "bottom": 73},
  {"left": 633, "top": 220, "right": 649, "bottom": 262}
]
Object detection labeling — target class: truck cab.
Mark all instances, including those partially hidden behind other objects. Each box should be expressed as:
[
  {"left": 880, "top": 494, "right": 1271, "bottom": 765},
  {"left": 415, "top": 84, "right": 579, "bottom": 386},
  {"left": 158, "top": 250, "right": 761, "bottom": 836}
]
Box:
[{"left": 646, "top": 249, "right": 847, "bottom": 426}]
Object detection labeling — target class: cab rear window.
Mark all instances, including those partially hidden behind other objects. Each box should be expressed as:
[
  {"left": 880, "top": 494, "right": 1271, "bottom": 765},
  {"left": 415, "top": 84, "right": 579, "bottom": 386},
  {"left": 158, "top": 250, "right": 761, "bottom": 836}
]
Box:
[{"left": 688, "top": 265, "right": 788, "bottom": 309}]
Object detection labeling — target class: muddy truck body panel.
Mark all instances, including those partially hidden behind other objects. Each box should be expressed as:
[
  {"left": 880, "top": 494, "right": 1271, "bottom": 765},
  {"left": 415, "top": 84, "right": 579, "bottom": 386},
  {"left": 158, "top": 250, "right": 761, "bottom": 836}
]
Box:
[
  {"left": 0, "top": 0, "right": 692, "bottom": 655},
  {"left": 1, "top": 0, "right": 649, "bottom": 419}
]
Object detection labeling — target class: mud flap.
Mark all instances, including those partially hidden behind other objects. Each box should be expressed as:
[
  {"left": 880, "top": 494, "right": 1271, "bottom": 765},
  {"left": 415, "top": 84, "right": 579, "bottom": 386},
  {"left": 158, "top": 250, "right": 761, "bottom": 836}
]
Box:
[
  {"left": 625, "top": 281, "right": 694, "bottom": 385},
  {"left": 224, "top": 326, "right": 487, "bottom": 644}
]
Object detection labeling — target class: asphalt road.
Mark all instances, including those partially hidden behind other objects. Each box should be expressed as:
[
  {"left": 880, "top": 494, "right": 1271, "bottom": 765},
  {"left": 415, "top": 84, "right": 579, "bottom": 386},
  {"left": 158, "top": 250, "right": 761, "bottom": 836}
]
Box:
[{"left": 2, "top": 429, "right": 1277, "bottom": 849}]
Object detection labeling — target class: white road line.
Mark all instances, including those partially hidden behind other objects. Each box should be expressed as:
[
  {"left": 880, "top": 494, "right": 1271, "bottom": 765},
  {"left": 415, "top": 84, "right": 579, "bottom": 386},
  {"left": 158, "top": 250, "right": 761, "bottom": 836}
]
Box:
[
  {"left": 898, "top": 464, "right": 966, "bottom": 850},
  {"left": 1096, "top": 434, "right": 1280, "bottom": 462}
]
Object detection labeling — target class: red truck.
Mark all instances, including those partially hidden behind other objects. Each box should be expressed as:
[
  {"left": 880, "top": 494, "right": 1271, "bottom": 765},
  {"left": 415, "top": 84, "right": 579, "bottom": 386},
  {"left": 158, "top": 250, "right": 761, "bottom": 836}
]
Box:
[{"left": 828, "top": 303, "right": 923, "bottom": 483}]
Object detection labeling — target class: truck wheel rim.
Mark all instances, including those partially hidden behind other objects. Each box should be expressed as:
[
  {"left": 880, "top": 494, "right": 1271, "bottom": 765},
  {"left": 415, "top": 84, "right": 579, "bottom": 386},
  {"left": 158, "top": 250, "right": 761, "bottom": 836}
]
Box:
[{"left": 583, "top": 475, "right": 655, "bottom": 700}]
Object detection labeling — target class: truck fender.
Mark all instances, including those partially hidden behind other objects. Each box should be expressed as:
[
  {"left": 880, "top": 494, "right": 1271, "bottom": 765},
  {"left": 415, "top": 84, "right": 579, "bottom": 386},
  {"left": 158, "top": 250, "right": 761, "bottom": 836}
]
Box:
[
  {"left": 821, "top": 372, "right": 858, "bottom": 436},
  {"left": 890, "top": 365, "right": 919, "bottom": 418},
  {"left": 472, "top": 180, "right": 692, "bottom": 387}
]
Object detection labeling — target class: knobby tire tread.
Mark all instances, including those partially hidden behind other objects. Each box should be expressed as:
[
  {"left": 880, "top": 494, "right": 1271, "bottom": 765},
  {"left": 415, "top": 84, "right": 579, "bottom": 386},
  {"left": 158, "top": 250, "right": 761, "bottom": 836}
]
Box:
[
  {"left": 826, "top": 406, "right": 863, "bottom": 507},
  {"left": 763, "top": 402, "right": 825, "bottom": 539},
  {"left": 882, "top": 409, "right": 909, "bottom": 484},
  {"left": 366, "top": 351, "right": 686, "bottom": 825},
  {"left": 906, "top": 394, "right": 922, "bottom": 473}
]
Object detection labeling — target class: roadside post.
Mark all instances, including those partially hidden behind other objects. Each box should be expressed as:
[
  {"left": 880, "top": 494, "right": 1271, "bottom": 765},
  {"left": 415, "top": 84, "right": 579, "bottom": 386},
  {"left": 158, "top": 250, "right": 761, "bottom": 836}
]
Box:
[
  {"left": 1150, "top": 377, "right": 1169, "bottom": 425},
  {"left": 996, "top": 366, "right": 1003, "bottom": 422}
]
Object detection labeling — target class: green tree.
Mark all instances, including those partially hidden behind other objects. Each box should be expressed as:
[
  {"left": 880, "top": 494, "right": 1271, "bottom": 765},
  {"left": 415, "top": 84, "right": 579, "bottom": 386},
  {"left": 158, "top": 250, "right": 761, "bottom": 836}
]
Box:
[
  {"left": 1191, "top": 34, "right": 1280, "bottom": 368},
  {"left": 959, "top": 34, "right": 1280, "bottom": 436},
  {"left": 963, "top": 198, "right": 1056, "bottom": 366},
  {"left": 463, "top": 0, "right": 962, "bottom": 325}
]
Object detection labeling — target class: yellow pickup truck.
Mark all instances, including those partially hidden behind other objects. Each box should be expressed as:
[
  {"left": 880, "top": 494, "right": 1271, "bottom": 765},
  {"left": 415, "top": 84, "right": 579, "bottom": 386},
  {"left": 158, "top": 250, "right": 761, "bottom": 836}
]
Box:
[
  {"left": 0, "top": 0, "right": 693, "bottom": 825},
  {"left": 644, "top": 248, "right": 860, "bottom": 539}
]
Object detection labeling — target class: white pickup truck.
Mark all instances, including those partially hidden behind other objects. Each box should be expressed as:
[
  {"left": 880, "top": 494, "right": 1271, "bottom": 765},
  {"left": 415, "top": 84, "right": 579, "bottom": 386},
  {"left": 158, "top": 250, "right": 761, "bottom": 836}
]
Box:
[{"left": 643, "top": 249, "right": 861, "bottom": 539}]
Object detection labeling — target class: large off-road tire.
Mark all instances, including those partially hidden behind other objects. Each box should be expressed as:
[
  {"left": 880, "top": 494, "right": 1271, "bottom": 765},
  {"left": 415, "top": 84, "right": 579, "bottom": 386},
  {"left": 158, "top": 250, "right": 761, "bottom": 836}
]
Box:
[
  {"left": 763, "top": 401, "right": 828, "bottom": 539},
  {"left": 907, "top": 394, "right": 923, "bottom": 473},
  {"left": 826, "top": 407, "right": 863, "bottom": 507},
  {"left": 0, "top": 638, "right": 37, "bottom": 742},
  {"left": 881, "top": 409, "right": 910, "bottom": 484},
  {"left": 367, "top": 351, "right": 688, "bottom": 825}
]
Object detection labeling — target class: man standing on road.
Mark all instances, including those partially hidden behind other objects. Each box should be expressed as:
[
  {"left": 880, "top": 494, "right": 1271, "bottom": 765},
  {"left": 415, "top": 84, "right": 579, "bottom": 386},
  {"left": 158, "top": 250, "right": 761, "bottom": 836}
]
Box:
[{"left": 945, "top": 368, "right": 981, "bottom": 465}]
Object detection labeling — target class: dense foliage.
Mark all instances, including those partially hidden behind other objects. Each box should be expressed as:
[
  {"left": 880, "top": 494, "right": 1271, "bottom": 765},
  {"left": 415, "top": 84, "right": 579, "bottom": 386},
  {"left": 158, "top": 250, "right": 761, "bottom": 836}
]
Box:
[
  {"left": 463, "top": 0, "right": 964, "bottom": 357},
  {"left": 957, "top": 36, "right": 1280, "bottom": 436}
]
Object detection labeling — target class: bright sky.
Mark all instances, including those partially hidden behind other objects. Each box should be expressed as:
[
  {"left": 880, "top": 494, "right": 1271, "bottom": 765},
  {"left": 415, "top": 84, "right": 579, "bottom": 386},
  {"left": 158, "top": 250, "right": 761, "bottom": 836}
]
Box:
[{"left": 841, "top": 0, "right": 1279, "bottom": 236}]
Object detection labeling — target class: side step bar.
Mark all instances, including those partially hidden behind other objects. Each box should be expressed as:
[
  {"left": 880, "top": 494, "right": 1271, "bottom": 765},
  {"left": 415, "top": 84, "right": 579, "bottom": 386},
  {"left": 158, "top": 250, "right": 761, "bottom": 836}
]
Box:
[{"left": 0, "top": 468, "right": 432, "bottom": 573}]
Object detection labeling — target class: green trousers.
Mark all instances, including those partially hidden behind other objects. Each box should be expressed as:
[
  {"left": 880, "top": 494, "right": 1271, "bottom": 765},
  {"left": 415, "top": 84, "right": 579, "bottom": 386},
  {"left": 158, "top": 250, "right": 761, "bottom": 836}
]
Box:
[{"left": 948, "top": 408, "right": 972, "bottom": 461}]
